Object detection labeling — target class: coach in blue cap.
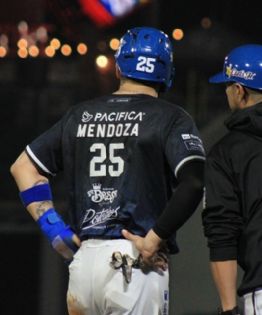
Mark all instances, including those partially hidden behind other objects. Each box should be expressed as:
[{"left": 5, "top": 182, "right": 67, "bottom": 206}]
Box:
[{"left": 202, "top": 44, "right": 262, "bottom": 315}]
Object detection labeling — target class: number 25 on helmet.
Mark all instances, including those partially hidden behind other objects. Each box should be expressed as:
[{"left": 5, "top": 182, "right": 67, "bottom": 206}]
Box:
[{"left": 115, "top": 27, "right": 175, "bottom": 90}]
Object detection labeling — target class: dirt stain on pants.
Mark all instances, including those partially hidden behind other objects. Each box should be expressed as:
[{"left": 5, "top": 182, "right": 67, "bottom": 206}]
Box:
[{"left": 67, "top": 292, "right": 86, "bottom": 315}]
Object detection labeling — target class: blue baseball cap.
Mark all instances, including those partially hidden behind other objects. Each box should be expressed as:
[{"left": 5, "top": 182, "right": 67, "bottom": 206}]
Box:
[{"left": 209, "top": 44, "right": 262, "bottom": 90}]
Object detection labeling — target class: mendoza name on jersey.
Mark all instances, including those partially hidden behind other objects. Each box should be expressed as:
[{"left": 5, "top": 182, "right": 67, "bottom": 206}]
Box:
[{"left": 76, "top": 110, "right": 145, "bottom": 138}]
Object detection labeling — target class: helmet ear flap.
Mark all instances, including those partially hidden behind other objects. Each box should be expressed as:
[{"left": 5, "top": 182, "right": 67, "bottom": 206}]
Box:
[
  {"left": 158, "top": 67, "right": 175, "bottom": 93},
  {"left": 167, "top": 66, "right": 175, "bottom": 89},
  {"left": 115, "top": 64, "right": 121, "bottom": 79}
]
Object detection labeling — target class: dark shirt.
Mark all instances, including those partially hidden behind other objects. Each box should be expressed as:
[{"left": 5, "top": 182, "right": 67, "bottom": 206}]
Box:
[{"left": 203, "top": 102, "right": 262, "bottom": 295}]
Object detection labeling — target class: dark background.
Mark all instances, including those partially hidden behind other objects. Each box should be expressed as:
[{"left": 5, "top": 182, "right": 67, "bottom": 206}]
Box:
[{"left": 0, "top": 1, "right": 260, "bottom": 314}]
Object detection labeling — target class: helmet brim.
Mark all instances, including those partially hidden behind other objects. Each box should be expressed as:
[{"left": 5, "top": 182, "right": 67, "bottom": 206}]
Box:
[{"left": 209, "top": 71, "right": 230, "bottom": 84}]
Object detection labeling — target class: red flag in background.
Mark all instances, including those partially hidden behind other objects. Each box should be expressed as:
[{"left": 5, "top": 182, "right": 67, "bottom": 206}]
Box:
[{"left": 79, "top": 0, "right": 150, "bottom": 27}]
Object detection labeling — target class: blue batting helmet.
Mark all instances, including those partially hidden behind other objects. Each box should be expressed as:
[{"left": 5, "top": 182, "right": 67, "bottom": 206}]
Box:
[
  {"left": 209, "top": 44, "right": 262, "bottom": 90},
  {"left": 115, "top": 27, "right": 174, "bottom": 89}
]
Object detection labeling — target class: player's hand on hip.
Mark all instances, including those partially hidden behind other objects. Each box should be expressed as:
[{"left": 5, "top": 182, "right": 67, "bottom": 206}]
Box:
[
  {"left": 122, "top": 229, "right": 167, "bottom": 270},
  {"left": 72, "top": 234, "right": 81, "bottom": 247}
]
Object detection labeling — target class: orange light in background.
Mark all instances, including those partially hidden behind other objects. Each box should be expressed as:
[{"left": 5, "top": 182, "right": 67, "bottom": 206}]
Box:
[
  {"left": 201, "top": 17, "right": 212, "bottom": 29},
  {"left": 18, "top": 48, "right": 28, "bottom": 58},
  {"left": 28, "top": 45, "right": 39, "bottom": 57},
  {"left": 172, "top": 28, "right": 184, "bottom": 41},
  {"left": 50, "top": 38, "right": 61, "bottom": 50},
  {"left": 61, "top": 44, "right": 72, "bottom": 56},
  {"left": 0, "top": 46, "right": 7, "bottom": 57},
  {"left": 17, "top": 38, "right": 28, "bottom": 49},
  {"left": 96, "top": 55, "right": 109, "bottom": 68},
  {"left": 77, "top": 43, "right": 88, "bottom": 55},
  {"left": 109, "top": 38, "right": 120, "bottom": 51},
  {"left": 45, "top": 46, "right": 55, "bottom": 57}
]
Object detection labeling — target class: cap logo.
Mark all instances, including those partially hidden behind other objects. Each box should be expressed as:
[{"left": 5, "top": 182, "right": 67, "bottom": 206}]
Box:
[{"left": 226, "top": 65, "right": 256, "bottom": 81}]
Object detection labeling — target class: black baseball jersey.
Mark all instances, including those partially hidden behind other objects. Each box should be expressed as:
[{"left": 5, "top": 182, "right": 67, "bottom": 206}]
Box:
[{"left": 26, "top": 94, "right": 205, "bottom": 253}]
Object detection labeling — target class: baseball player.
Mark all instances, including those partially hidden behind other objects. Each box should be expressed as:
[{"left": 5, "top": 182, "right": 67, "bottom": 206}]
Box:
[
  {"left": 11, "top": 27, "right": 205, "bottom": 315},
  {"left": 202, "top": 44, "right": 262, "bottom": 315}
]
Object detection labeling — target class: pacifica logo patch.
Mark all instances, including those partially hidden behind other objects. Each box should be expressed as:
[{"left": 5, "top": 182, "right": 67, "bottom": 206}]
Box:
[
  {"left": 81, "top": 110, "right": 145, "bottom": 123},
  {"left": 226, "top": 65, "right": 256, "bottom": 81},
  {"left": 82, "top": 111, "right": 93, "bottom": 122}
]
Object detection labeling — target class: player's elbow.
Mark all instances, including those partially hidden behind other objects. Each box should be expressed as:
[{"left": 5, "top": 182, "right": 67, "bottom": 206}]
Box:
[
  {"left": 10, "top": 160, "right": 20, "bottom": 178},
  {"left": 10, "top": 161, "right": 27, "bottom": 183},
  {"left": 10, "top": 151, "right": 34, "bottom": 179},
  {"left": 178, "top": 160, "right": 205, "bottom": 196}
]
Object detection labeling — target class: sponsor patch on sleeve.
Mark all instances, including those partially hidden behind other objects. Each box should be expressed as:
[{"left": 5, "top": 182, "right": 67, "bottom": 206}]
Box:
[{"left": 181, "top": 134, "right": 205, "bottom": 153}]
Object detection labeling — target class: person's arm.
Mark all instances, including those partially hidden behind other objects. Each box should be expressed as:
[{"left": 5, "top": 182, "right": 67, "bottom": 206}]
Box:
[
  {"left": 210, "top": 260, "right": 238, "bottom": 312},
  {"left": 202, "top": 147, "right": 243, "bottom": 314},
  {"left": 122, "top": 160, "right": 204, "bottom": 265},
  {"left": 10, "top": 151, "right": 80, "bottom": 260},
  {"left": 123, "top": 110, "right": 205, "bottom": 266},
  {"left": 122, "top": 228, "right": 163, "bottom": 267}
]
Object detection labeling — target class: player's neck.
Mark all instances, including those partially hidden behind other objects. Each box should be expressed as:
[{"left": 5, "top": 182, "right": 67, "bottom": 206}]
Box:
[{"left": 114, "top": 80, "right": 158, "bottom": 98}]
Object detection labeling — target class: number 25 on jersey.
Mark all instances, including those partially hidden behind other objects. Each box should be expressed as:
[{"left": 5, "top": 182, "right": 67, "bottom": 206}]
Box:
[{"left": 90, "top": 143, "right": 124, "bottom": 177}]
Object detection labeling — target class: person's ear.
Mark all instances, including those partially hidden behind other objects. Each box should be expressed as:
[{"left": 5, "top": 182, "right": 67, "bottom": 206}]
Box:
[
  {"left": 234, "top": 83, "right": 245, "bottom": 99},
  {"left": 234, "top": 83, "right": 249, "bottom": 107}
]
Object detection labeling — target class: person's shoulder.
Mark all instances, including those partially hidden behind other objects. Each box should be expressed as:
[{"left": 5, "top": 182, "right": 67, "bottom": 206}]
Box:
[
  {"left": 155, "top": 97, "right": 183, "bottom": 110},
  {"left": 67, "top": 95, "right": 112, "bottom": 117},
  {"left": 59, "top": 96, "right": 106, "bottom": 127},
  {"left": 155, "top": 97, "right": 192, "bottom": 120},
  {"left": 207, "top": 131, "right": 238, "bottom": 159},
  {"left": 73, "top": 95, "right": 106, "bottom": 110}
]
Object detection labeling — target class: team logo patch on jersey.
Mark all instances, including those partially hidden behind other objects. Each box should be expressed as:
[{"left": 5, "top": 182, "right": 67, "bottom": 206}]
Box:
[
  {"left": 181, "top": 134, "right": 205, "bottom": 153},
  {"left": 81, "top": 206, "right": 120, "bottom": 230},
  {"left": 181, "top": 133, "right": 191, "bottom": 140},
  {"left": 87, "top": 183, "right": 118, "bottom": 204},
  {"left": 82, "top": 111, "right": 93, "bottom": 122},
  {"left": 81, "top": 111, "right": 145, "bottom": 123}
]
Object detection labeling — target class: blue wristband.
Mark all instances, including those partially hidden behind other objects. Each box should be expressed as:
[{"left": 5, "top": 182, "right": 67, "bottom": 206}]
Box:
[
  {"left": 20, "top": 183, "right": 53, "bottom": 207},
  {"left": 37, "top": 208, "right": 66, "bottom": 243},
  {"left": 37, "top": 209, "right": 78, "bottom": 256}
]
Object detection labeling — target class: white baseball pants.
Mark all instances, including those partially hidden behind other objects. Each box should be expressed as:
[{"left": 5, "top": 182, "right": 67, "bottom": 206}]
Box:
[
  {"left": 244, "top": 289, "right": 262, "bottom": 315},
  {"left": 67, "top": 239, "right": 169, "bottom": 315}
]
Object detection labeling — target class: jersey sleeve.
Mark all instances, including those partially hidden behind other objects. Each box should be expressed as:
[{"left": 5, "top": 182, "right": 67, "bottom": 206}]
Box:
[
  {"left": 25, "top": 114, "right": 69, "bottom": 176},
  {"left": 165, "top": 110, "right": 205, "bottom": 178}
]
